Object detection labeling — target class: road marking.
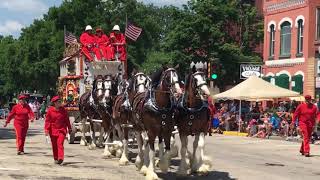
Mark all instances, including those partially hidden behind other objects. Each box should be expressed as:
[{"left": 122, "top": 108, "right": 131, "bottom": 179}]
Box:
[{"left": 0, "top": 167, "right": 20, "bottom": 171}]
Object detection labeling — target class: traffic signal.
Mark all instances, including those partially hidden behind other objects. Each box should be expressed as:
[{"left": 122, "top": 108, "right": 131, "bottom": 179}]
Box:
[{"left": 211, "top": 63, "right": 218, "bottom": 80}]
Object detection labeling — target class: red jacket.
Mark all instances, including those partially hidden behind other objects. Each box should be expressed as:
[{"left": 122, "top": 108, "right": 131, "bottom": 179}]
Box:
[
  {"left": 95, "top": 34, "right": 110, "bottom": 47},
  {"left": 293, "top": 103, "right": 317, "bottom": 127},
  {"left": 45, "top": 106, "right": 71, "bottom": 136},
  {"left": 6, "top": 103, "right": 34, "bottom": 127},
  {"left": 110, "top": 32, "right": 126, "bottom": 46},
  {"left": 80, "top": 32, "right": 95, "bottom": 47},
  {"left": 208, "top": 97, "right": 216, "bottom": 118}
]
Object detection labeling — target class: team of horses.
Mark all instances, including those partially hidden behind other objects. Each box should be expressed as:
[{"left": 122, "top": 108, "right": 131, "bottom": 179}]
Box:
[{"left": 78, "top": 67, "right": 212, "bottom": 179}]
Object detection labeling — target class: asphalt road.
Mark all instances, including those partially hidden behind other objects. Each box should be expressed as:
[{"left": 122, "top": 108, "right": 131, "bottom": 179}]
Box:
[{"left": 0, "top": 120, "right": 319, "bottom": 180}]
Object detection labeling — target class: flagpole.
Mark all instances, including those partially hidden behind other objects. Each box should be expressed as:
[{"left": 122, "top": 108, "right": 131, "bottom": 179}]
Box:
[
  {"left": 64, "top": 25, "right": 66, "bottom": 49},
  {"left": 125, "top": 13, "right": 128, "bottom": 79}
]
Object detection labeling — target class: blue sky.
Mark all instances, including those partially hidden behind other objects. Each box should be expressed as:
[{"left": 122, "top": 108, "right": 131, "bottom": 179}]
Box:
[{"left": 0, "top": 0, "right": 188, "bottom": 37}]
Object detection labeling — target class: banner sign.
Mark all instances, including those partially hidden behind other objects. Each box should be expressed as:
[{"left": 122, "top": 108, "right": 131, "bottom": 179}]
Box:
[{"left": 240, "top": 64, "right": 262, "bottom": 79}]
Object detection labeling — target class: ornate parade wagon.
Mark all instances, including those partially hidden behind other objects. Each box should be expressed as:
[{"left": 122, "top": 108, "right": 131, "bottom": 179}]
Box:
[{"left": 58, "top": 42, "right": 125, "bottom": 143}]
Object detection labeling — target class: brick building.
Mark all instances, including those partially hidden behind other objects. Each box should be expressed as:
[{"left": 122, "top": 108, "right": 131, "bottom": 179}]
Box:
[{"left": 262, "top": 0, "right": 320, "bottom": 98}]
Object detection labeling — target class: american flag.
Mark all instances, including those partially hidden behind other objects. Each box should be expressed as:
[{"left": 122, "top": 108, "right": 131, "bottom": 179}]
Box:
[
  {"left": 125, "top": 23, "right": 142, "bottom": 41},
  {"left": 64, "top": 31, "right": 77, "bottom": 44}
]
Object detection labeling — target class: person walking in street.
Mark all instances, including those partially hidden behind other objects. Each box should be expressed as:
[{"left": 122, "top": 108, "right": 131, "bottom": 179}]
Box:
[
  {"left": 44, "top": 96, "right": 71, "bottom": 165},
  {"left": 293, "top": 95, "right": 317, "bottom": 157},
  {"left": 4, "top": 95, "right": 34, "bottom": 155}
]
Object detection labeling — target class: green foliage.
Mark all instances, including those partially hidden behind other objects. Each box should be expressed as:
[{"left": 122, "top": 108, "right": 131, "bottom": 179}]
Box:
[{"left": 0, "top": 0, "right": 263, "bottom": 98}]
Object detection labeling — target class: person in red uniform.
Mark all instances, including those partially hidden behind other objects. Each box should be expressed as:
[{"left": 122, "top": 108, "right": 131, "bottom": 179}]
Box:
[
  {"left": 4, "top": 95, "right": 34, "bottom": 155},
  {"left": 293, "top": 95, "right": 317, "bottom": 157},
  {"left": 110, "top": 25, "right": 126, "bottom": 61},
  {"left": 80, "top": 25, "right": 102, "bottom": 62},
  {"left": 95, "top": 28, "right": 113, "bottom": 61},
  {"left": 208, "top": 96, "right": 216, "bottom": 136},
  {"left": 44, "top": 96, "right": 71, "bottom": 165}
]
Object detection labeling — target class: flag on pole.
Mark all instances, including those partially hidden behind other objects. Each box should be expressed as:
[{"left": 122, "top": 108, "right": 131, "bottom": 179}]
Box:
[
  {"left": 125, "top": 23, "right": 142, "bottom": 41},
  {"left": 64, "top": 31, "right": 77, "bottom": 44}
]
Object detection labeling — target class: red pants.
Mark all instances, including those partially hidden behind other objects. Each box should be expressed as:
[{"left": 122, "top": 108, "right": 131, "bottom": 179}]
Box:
[
  {"left": 14, "top": 124, "right": 28, "bottom": 152},
  {"left": 299, "top": 123, "right": 314, "bottom": 154},
  {"left": 50, "top": 133, "right": 66, "bottom": 160},
  {"left": 98, "top": 45, "right": 113, "bottom": 61},
  {"left": 81, "top": 46, "right": 102, "bottom": 61}
]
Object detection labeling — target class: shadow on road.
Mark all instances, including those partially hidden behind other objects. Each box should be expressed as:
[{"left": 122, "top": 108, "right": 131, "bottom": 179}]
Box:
[
  {"left": 63, "top": 161, "right": 85, "bottom": 166},
  {"left": 0, "top": 128, "right": 42, "bottom": 140},
  {"left": 158, "top": 171, "right": 236, "bottom": 180}
]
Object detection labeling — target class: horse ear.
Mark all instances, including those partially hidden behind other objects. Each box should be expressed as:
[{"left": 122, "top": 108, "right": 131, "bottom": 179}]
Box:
[
  {"left": 174, "top": 64, "right": 179, "bottom": 69},
  {"left": 192, "top": 65, "right": 196, "bottom": 73}
]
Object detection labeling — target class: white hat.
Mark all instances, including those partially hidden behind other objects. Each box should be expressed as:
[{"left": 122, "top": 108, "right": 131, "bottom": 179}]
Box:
[
  {"left": 85, "top": 25, "right": 93, "bottom": 31},
  {"left": 112, "top": 25, "right": 120, "bottom": 31}
]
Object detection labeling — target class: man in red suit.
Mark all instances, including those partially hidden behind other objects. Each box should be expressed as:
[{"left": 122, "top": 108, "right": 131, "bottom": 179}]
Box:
[
  {"left": 95, "top": 28, "right": 113, "bottom": 61},
  {"left": 110, "top": 25, "right": 126, "bottom": 61},
  {"left": 45, "top": 96, "right": 71, "bottom": 165},
  {"left": 293, "top": 95, "right": 317, "bottom": 157},
  {"left": 80, "top": 25, "right": 102, "bottom": 61},
  {"left": 4, "top": 95, "right": 34, "bottom": 155}
]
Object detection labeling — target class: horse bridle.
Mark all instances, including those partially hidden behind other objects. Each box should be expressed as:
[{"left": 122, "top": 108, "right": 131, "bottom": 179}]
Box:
[
  {"left": 103, "top": 75, "right": 113, "bottom": 91},
  {"left": 160, "top": 68, "right": 180, "bottom": 94},
  {"left": 133, "top": 72, "right": 151, "bottom": 92},
  {"left": 191, "top": 71, "right": 208, "bottom": 97}
]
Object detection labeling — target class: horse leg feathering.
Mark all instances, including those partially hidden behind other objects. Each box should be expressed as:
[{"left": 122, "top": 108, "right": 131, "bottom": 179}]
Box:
[
  {"left": 177, "top": 135, "right": 189, "bottom": 176},
  {"left": 197, "top": 132, "right": 212, "bottom": 176}
]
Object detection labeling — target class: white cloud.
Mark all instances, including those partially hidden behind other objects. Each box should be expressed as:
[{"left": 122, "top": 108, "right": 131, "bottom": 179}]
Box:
[
  {"left": 0, "top": 0, "right": 48, "bottom": 14},
  {"left": 0, "top": 20, "right": 24, "bottom": 36},
  {"left": 140, "top": 0, "right": 189, "bottom": 7}
]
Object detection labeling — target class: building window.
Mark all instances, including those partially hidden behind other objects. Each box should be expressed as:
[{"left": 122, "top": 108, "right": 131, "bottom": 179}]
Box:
[
  {"left": 280, "top": 21, "right": 291, "bottom": 57},
  {"left": 269, "top": 24, "right": 275, "bottom": 58},
  {"left": 317, "top": 8, "right": 320, "bottom": 40},
  {"left": 297, "top": 19, "right": 303, "bottom": 55}
]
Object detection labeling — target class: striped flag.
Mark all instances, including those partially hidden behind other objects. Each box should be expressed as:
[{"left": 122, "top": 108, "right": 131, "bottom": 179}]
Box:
[
  {"left": 64, "top": 31, "right": 77, "bottom": 44},
  {"left": 125, "top": 23, "right": 142, "bottom": 41}
]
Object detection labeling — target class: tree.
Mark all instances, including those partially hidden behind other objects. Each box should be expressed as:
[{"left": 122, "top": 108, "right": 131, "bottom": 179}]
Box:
[{"left": 164, "top": 0, "right": 263, "bottom": 90}]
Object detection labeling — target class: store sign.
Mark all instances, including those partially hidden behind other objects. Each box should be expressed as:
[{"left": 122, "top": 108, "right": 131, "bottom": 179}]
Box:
[
  {"left": 240, "top": 64, "right": 262, "bottom": 79},
  {"left": 316, "top": 77, "right": 320, "bottom": 88}
]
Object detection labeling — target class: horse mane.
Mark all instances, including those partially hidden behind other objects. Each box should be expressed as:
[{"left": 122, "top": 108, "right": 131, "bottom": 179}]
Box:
[
  {"left": 184, "top": 72, "right": 193, "bottom": 90},
  {"left": 111, "top": 74, "right": 119, "bottom": 96}
]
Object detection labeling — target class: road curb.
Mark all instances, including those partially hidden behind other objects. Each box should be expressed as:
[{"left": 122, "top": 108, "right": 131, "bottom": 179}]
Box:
[{"left": 223, "top": 131, "right": 248, "bottom": 137}]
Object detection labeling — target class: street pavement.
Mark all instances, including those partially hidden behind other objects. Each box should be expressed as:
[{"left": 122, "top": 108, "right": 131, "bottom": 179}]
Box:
[{"left": 0, "top": 120, "right": 320, "bottom": 180}]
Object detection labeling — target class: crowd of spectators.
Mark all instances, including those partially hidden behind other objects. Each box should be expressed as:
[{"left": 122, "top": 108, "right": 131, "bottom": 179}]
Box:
[{"left": 209, "top": 99, "right": 320, "bottom": 143}]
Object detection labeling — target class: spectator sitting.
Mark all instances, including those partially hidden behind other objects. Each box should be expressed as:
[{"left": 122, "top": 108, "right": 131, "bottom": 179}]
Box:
[{"left": 247, "top": 119, "right": 258, "bottom": 137}]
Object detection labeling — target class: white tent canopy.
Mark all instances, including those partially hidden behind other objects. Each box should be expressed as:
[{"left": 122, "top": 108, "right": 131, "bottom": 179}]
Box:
[{"left": 213, "top": 76, "right": 300, "bottom": 100}]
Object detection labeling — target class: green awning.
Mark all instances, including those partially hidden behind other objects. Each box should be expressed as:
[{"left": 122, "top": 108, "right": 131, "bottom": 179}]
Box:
[
  {"left": 262, "top": 76, "right": 272, "bottom": 82},
  {"left": 275, "top": 74, "right": 289, "bottom": 89},
  {"left": 292, "top": 75, "right": 303, "bottom": 94}
]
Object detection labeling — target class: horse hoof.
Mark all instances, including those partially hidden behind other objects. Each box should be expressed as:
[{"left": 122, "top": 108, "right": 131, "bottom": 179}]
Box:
[
  {"left": 202, "top": 156, "right": 212, "bottom": 168},
  {"left": 158, "top": 160, "right": 169, "bottom": 173},
  {"left": 135, "top": 161, "right": 143, "bottom": 170},
  {"left": 88, "top": 144, "right": 96, "bottom": 150},
  {"left": 155, "top": 159, "right": 160, "bottom": 168},
  {"left": 140, "top": 165, "right": 148, "bottom": 175},
  {"left": 146, "top": 170, "right": 159, "bottom": 180},
  {"left": 80, "top": 139, "right": 87, "bottom": 146},
  {"left": 116, "top": 149, "right": 123, "bottom": 158},
  {"left": 102, "top": 152, "right": 112, "bottom": 159},
  {"left": 119, "top": 158, "right": 129, "bottom": 166},
  {"left": 197, "top": 164, "right": 210, "bottom": 176}
]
